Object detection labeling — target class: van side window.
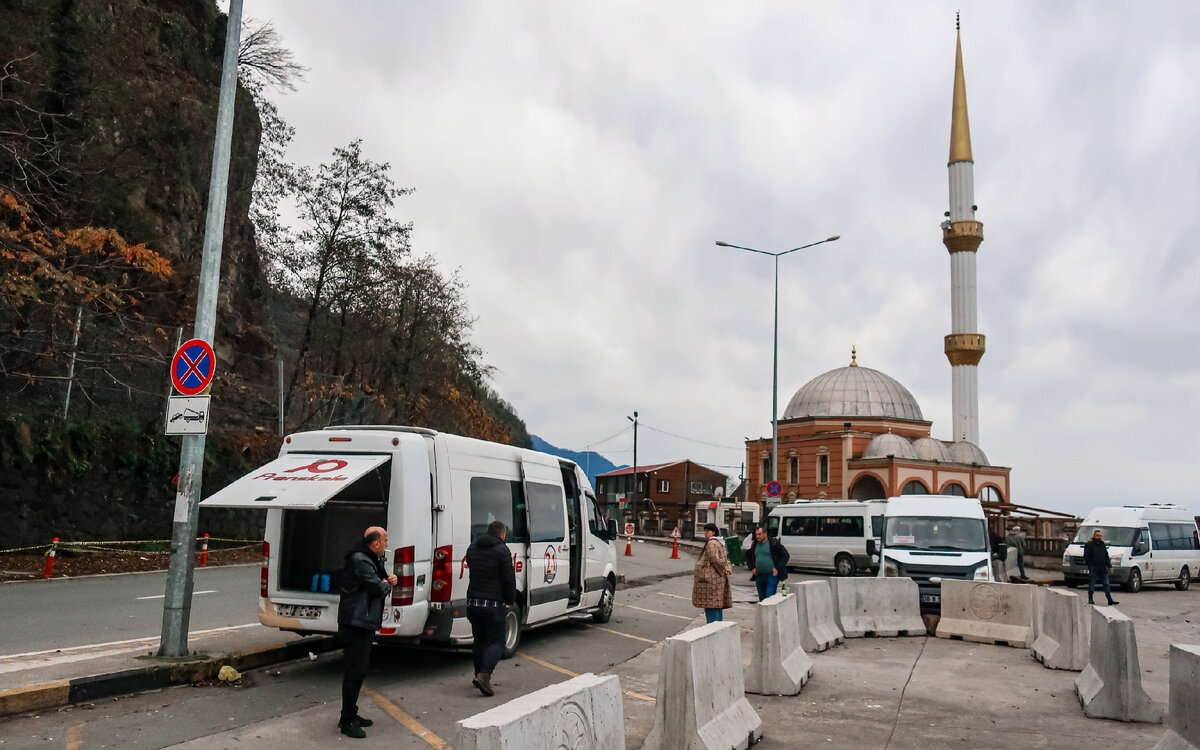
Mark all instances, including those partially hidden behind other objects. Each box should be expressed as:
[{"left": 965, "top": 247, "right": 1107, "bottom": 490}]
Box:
[
  {"left": 782, "top": 517, "right": 816, "bottom": 536},
  {"left": 527, "top": 482, "right": 567, "bottom": 543},
  {"left": 1149, "top": 522, "right": 1199, "bottom": 551},
  {"left": 584, "top": 491, "right": 605, "bottom": 534},
  {"left": 469, "top": 477, "right": 529, "bottom": 542},
  {"left": 818, "top": 516, "right": 863, "bottom": 537}
]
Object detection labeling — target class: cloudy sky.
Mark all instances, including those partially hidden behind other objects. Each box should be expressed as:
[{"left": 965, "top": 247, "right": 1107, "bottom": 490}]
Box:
[{"left": 240, "top": 2, "right": 1200, "bottom": 518}]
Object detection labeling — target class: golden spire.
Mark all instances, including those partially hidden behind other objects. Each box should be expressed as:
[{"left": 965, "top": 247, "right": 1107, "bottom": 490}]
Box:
[
  {"left": 850, "top": 345, "right": 858, "bottom": 367},
  {"left": 949, "top": 14, "right": 973, "bottom": 164}
]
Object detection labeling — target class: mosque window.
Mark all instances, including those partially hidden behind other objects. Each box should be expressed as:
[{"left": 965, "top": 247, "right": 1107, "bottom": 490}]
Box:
[
  {"left": 941, "top": 483, "right": 968, "bottom": 496},
  {"left": 788, "top": 457, "right": 798, "bottom": 484},
  {"left": 977, "top": 485, "right": 1001, "bottom": 502},
  {"left": 761, "top": 457, "right": 771, "bottom": 482},
  {"left": 818, "top": 455, "right": 829, "bottom": 484},
  {"left": 901, "top": 480, "right": 929, "bottom": 495}
]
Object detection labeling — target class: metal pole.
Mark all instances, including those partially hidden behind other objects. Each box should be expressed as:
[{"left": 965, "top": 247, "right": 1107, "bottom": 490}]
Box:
[
  {"left": 159, "top": 0, "right": 243, "bottom": 658},
  {"left": 62, "top": 306, "right": 82, "bottom": 418},
  {"left": 277, "top": 359, "right": 285, "bottom": 435},
  {"left": 771, "top": 255, "right": 779, "bottom": 483},
  {"left": 627, "top": 411, "right": 638, "bottom": 518}
]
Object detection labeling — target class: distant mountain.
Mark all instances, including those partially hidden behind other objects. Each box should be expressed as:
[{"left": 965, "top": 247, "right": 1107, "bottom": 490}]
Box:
[{"left": 530, "top": 435, "right": 625, "bottom": 489}]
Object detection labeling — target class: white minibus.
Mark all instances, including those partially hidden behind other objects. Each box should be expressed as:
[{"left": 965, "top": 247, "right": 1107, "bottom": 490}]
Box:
[
  {"left": 764, "top": 500, "right": 885, "bottom": 576},
  {"left": 1061, "top": 504, "right": 1199, "bottom": 593},
  {"left": 693, "top": 501, "right": 760, "bottom": 539},
  {"left": 200, "top": 426, "right": 620, "bottom": 657}
]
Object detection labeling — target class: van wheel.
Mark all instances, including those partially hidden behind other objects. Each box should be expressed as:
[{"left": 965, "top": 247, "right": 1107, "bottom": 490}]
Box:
[
  {"left": 592, "top": 580, "right": 615, "bottom": 623},
  {"left": 501, "top": 606, "right": 522, "bottom": 659},
  {"left": 835, "top": 554, "right": 856, "bottom": 577},
  {"left": 1176, "top": 567, "right": 1191, "bottom": 591},
  {"left": 1124, "top": 567, "right": 1142, "bottom": 593}
]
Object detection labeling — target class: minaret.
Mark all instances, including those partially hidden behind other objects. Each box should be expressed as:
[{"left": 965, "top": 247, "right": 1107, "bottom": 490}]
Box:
[{"left": 942, "top": 14, "right": 985, "bottom": 445}]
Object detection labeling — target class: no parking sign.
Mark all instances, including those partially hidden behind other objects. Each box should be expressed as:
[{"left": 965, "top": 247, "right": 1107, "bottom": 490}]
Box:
[{"left": 170, "top": 339, "right": 216, "bottom": 396}]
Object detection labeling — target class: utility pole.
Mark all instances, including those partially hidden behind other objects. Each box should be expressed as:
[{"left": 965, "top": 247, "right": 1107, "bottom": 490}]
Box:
[
  {"left": 627, "top": 411, "right": 638, "bottom": 519},
  {"left": 158, "top": 0, "right": 243, "bottom": 657}
]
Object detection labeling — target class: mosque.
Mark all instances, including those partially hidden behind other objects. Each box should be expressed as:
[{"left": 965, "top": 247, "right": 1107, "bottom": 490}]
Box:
[{"left": 743, "top": 21, "right": 1011, "bottom": 507}]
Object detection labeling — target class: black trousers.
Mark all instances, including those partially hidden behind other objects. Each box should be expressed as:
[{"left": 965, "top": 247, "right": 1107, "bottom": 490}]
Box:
[
  {"left": 467, "top": 605, "right": 507, "bottom": 676},
  {"left": 339, "top": 625, "right": 374, "bottom": 722}
]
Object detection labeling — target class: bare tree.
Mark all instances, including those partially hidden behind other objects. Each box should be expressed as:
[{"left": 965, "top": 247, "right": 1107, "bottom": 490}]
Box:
[{"left": 238, "top": 19, "right": 307, "bottom": 92}]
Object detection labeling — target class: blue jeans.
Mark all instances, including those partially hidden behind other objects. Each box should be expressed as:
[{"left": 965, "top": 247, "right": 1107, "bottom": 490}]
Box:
[
  {"left": 1015, "top": 552, "right": 1026, "bottom": 578},
  {"left": 704, "top": 608, "right": 723, "bottom": 623},
  {"left": 1088, "top": 567, "right": 1115, "bottom": 604},
  {"left": 755, "top": 573, "right": 778, "bottom": 602}
]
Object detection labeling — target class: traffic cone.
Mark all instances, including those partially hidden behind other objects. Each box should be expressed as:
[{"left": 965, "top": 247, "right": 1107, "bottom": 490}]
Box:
[
  {"left": 42, "top": 537, "right": 59, "bottom": 578},
  {"left": 670, "top": 537, "right": 679, "bottom": 559},
  {"left": 199, "top": 533, "right": 209, "bottom": 567},
  {"left": 624, "top": 537, "right": 633, "bottom": 556}
]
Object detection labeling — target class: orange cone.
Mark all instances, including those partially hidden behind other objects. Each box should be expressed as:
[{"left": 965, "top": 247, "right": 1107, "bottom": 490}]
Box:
[
  {"left": 624, "top": 537, "right": 633, "bottom": 556},
  {"left": 670, "top": 537, "right": 679, "bottom": 559}
]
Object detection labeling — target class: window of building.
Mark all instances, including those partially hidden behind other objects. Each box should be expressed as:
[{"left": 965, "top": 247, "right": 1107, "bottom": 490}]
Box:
[
  {"left": 761, "top": 457, "right": 771, "bottom": 483},
  {"left": 657, "top": 479, "right": 669, "bottom": 493},
  {"left": 469, "top": 476, "right": 529, "bottom": 542},
  {"left": 818, "top": 455, "right": 829, "bottom": 484},
  {"left": 788, "top": 457, "right": 798, "bottom": 485},
  {"left": 901, "top": 480, "right": 929, "bottom": 495},
  {"left": 942, "top": 483, "right": 968, "bottom": 497},
  {"left": 977, "top": 486, "right": 1001, "bottom": 502}
]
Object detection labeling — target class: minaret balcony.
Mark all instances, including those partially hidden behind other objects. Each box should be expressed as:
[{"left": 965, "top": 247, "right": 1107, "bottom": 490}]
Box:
[
  {"left": 944, "top": 333, "right": 986, "bottom": 366},
  {"left": 942, "top": 220, "right": 984, "bottom": 253}
]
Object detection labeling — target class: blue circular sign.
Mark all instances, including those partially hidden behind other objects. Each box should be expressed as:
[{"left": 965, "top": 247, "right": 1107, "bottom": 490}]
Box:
[
  {"left": 766, "top": 481, "right": 782, "bottom": 497},
  {"left": 171, "top": 338, "right": 216, "bottom": 396}
]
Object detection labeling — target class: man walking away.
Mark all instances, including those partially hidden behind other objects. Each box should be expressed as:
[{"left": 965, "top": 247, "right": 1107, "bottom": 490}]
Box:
[
  {"left": 1084, "top": 528, "right": 1119, "bottom": 606},
  {"left": 337, "top": 526, "right": 398, "bottom": 739},
  {"left": 465, "top": 520, "right": 516, "bottom": 697},
  {"left": 692, "top": 522, "right": 732, "bottom": 622},
  {"left": 747, "top": 526, "right": 790, "bottom": 601},
  {"left": 1006, "top": 525, "right": 1028, "bottom": 579}
]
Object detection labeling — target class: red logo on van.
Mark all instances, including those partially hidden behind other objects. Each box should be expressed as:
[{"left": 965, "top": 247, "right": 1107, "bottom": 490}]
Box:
[
  {"left": 543, "top": 546, "right": 557, "bottom": 584},
  {"left": 285, "top": 459, "right": 348, "bottom": 474}
]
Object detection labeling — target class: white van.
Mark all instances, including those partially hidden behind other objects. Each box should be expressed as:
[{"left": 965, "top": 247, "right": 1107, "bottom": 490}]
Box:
[
  {"left": 876, "top": 495, "right": 993, "bottom": 612},
  {"left": 693, "top": 501, "right": 760, "bottom": 540},
  {"left": 200, "top": 426, "right": 620, "bottom": 657},
  {"left": 1061, "top": 504, "right": 1199, "bottom": 593},
  {"left": 765, "top": 500, "right": 885, "bottom": 576}
]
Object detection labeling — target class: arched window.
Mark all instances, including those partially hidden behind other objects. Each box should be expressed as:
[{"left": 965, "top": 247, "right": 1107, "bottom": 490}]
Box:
[
  {"left": 941, "top": 483, "right": 967, "bottom": 496},
  {"left": 977, "top": 485, "right": 1003, "bottom": 503},
  {"left": 850, "top": 475, "right": 886, "bottom": 500},
  {"left": 901, "top": 480, "right": 929, "bottom": 495}
]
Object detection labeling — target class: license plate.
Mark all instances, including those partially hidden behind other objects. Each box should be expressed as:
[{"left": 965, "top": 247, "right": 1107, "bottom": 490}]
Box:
[
  {"left": 276, "top": 604, "right": 323, "bottom": 619},
  {"left": 920, "top": 594, "right": 941, "bottom": 604}
]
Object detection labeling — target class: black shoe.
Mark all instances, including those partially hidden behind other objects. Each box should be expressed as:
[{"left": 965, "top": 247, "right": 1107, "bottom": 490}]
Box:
[
  {"left": 339, "top": 722, "right": 366, "bottom": 739},
  {"left": 1108, "top": 600, "right": 1119, "bottom": 606},
  {"left": 1087, "top": 599, "right": 1094, "bottom": 604},
  {"left": 347, "top": 716, "right": 373, "bottom": 728}
]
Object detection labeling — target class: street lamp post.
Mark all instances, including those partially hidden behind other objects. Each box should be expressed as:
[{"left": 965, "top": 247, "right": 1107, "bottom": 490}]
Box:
[{"left": 717, "top": 235, "right": 840, "bottom": 486}]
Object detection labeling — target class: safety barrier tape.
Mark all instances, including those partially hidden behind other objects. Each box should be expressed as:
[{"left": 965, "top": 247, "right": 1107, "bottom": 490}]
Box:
[{"left": 0, "top": 538, "right": 262, "bottom": 555}]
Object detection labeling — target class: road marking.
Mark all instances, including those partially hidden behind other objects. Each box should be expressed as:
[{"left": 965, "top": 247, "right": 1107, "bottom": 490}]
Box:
[
  {"left": 364, "top": 686, "right": 446, "bottom": 748},
  {"left": 517, "top": 651, "right": 656, "bottom": 703},
  {"left": 591, "top": 626, "right": 656, "bottom": 644},
  {"left": 0, "top": 623, "right": 259, "bottom": 662},
  {"left": 136, "top": 589, "right": 217, "bottom": 600},
  {"left": 65, "top": 724, "right": 82, "bottom": 750},
  {"left": 658, "top": 592, "right": 689, "bottom": 600},
  {"left": 619, "top": 603, "right": 694, "bottom": 621}
]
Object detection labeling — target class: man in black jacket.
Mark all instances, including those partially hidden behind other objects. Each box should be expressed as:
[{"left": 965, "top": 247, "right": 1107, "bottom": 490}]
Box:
[
  {"left": 465, "top": 520, "right": 517, "bottom": 697},
  {"left": 1084, "top": 528, "right": 1119, "bottom": 606},
  {"left": 337, "top": 526, "right": 397, "bottom": 739}
]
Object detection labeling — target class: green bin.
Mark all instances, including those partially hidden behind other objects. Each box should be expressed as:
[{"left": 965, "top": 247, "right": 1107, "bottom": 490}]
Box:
[{"left": 725, "top": 536, "right": 744, "bottom": 566}]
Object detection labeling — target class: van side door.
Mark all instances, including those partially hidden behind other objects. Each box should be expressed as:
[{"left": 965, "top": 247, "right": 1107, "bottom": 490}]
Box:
[{"left": 520, "top": 460, "right": 570, "bottom": 624}]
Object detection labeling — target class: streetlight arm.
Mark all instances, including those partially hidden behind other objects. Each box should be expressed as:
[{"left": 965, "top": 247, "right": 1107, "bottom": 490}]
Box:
[
  {"left": 716, "top": 241, "right": 776, "bottom": 256},
  {"left": 717, "top": 235, "right": 840, "bottom": 257}
]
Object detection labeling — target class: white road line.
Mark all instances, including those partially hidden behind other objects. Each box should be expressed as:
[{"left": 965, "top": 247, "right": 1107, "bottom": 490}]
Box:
[
  {"left": 619, "top": 603, "right": 694, "bottom": 621},
  {"left": 136, "top": 589, "right": 217, "bottom": 600},
  {"left": 0, "top": 622, "right": 259, "bottom": 661},
  {"left": 657, "top": 592, "right": 689, "bottom": 600}
]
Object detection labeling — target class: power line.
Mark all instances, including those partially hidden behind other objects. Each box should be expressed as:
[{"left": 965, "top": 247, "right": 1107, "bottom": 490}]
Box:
[{"left": 640, "top": 422, "right": 743, "bottom": 451}]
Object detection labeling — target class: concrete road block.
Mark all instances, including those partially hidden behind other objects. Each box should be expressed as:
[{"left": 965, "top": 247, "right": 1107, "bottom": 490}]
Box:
[
  {"left": 829, "top": 578, "right": 925, "bottom": 638},
  {"left": 936, "top": 580, "right": 1033, "bottom": 648},
  {"left": 794, "top": 580, "right": 844, "bottom": 653},
  {"left": 456, "top": 673, "right": 624, "bottom": 750},
  {"left": 745, "top": 592, "right": 813, "bottom": 696},
  {"left": 1032, "top": 588, "right": 1090, "bottom": 670},
  {"left": 1152, "top": 644, "right": 1200, "bottom": 749},
  {"left": 640, "top": 621, "right": 763, "bottom": 750},
  {"left": 1075, "top": 606, "right": 1164, "bottom": 723},
  {"left": 1005, "top": 546, "right": 1022, "bottom": 580}
]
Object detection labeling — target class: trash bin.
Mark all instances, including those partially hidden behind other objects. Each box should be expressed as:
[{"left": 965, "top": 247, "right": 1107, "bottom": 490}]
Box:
[{"left": 725, "top": 536, "right": 744, "bottom": 566}]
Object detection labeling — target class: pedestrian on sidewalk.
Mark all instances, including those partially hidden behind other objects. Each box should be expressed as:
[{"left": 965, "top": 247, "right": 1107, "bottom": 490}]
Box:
[
  {"left": 747, "top": 526, "right": 790, "bottom": 601},
  {"left": 337, "top": 526, "right": 398, "bottom": 739},
  {"left": 465, "top": 520, "right": 516, "bottom": 697},
  {"left": 692, "top": 522, "right": 732, "bottom": 623},
  {"left": 1083, "top": 528, "right": 1119, "bottom": 606},
  {"left": 1006, "top": 525, "right": 1027, "bottom": 579}
]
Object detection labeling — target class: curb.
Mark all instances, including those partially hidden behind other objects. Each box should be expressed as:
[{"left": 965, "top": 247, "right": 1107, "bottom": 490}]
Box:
[{"left": 0, "top": 635, "right": 340, "bottom": 718}]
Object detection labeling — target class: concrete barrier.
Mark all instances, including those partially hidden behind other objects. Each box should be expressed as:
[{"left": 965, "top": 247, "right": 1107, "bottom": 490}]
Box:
[
  {"left": 794, "top": 580, "right": 844, "bottom": 653},
  {"left": 829, "top": 578, "right": 925, "bottom": 638},
  {"left": 936, "top": 580, "right": 1033, "bottom": 647},
  {"left": 640, "top": 621, "right": 762, "bottom": 750},
  {"left": 1032, "top": 588, "right": 1090, "bottom": 670},
  {"left": 456, "top": 673, "right": 624, "bottom": 750},
  {"left": 1075, "top": 606, "right": 1164, "bottom": 723},
  {"left": 1005, "top": 545, "right": 1022, "bottom": 580},
  {"left": 744, "top": 592, "right": 813, "bottom": 696},
  {"left": 1152, "top": 644, "right": 1200, "bottom": 749}
]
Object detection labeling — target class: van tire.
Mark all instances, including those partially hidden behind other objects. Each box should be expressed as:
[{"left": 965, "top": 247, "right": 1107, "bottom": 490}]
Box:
[
  {"left": 592, "top": 580, "right": 615, "bottom": 623},
  {"left": 1124, "top": 567, "right": 1142, "bottom": 593},
  {"left": 835, "top": 553, "right": 856, "bottom": 577},
  {"left": 1176, "top": 567, "right": 1191, "bottom": 591},
  {"left": 501, "top": 606, "right": 522, "bottom": 659}
]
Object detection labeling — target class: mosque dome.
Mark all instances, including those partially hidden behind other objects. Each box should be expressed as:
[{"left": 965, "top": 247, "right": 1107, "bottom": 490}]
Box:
[
  {"left": 948, "top": 440, "right": 988, "bottom": 465},
  {"left": 782, "top": 355, "right": 924, "bottom": 421},
  {"left": 861, "top": 432, "right": 917, "bottom": 460},
  {"left": 912, "top": 437, "right": 951, "bottom": 462}
]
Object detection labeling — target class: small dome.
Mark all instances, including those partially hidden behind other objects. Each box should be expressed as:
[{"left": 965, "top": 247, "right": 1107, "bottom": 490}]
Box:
[
  {"left": 948, "top": 440, "right": 988, "bottom": 465},
  {"left": 784, "top": 363, "right": 924, "bottom": 421},
  {"left": 912, "top": 437, "right": 951, "bottom": 462},
  {"left": 862, "top": 432, "right": 917, "bottom": 460}
]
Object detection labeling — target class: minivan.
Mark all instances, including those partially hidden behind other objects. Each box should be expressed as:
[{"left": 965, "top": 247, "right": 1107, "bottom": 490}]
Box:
[{"left": 1062, "top": 504, "right": 1199, "bottom": 593}]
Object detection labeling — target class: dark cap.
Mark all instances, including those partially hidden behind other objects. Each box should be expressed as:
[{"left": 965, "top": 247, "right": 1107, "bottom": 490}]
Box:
[{"left": 703, "top": 522, "right": 720, "bottom": 533}]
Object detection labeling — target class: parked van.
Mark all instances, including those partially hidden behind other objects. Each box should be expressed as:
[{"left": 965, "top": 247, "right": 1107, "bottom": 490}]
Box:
[
  {"left": 693, "top": 501, "right": 760, "bottom": 539},
  {"left": 1061, "top": 504, "right": 1199, "bottom": 593},
  {"left": 200, "top": 426, "right": 620, "bottom": 657},
  {"left": 764, "top": 500, "right": 885, "bottom": 576},
  {"left": 875, "top": 495, "right": 993, "bottom": 612}
]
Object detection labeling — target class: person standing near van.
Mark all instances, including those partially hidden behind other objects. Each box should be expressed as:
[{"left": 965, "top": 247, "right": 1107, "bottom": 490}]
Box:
[
  {"left": 1084, "top": 528, "right": 1119, "bottom": 606},
  {"left": 747, "top": 526, "right": 790, "bottom": 601},
  {"left": 1006, "top": 525, "right": 1027, "bottom": 578},
  {"left": 692, "top": 522, "right": 732, "bottom": 622},
  {"left": 337, "top": 526, "right": 398, "bottom": 739},
  {"left": 465, "top": 520, "right": 516, "bottom": 697}
]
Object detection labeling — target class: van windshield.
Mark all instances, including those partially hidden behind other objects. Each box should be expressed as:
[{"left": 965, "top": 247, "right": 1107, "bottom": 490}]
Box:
[
  {"left": 884, "top": 515, "right": 986, "bottom": 552},
  {"left": 1072, "top": 525, "right": 1138, "bottom": 546}
]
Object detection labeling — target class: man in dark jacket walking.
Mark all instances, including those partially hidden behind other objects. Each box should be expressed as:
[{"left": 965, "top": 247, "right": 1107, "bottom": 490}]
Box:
[
  {"left": 337, "top": 526, "right": 397, "bottom": 739},
  {"left": 1084, "top": 528, "right": 1119, "bottom": 606},
  {"left": 465, "top": 520, "right": 516, "bottom": 697},
  {"left": 746, "top": 526, "right": 790, "bottom": 601}
]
